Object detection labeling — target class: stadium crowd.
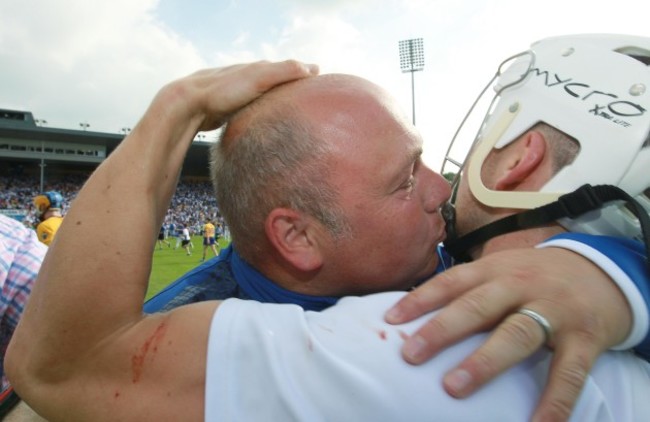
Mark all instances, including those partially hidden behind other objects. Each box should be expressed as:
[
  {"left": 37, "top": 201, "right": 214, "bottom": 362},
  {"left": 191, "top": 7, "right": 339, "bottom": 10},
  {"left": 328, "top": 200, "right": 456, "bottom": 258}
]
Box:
[{"left": 0, "top": 174, "right": 225, "bottom": 235}]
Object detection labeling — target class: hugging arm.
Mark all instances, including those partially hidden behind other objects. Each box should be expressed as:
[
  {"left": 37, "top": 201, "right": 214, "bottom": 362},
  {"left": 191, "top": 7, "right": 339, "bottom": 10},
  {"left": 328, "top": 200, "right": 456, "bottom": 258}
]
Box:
[
  {"left": 386, "top": 235, "right": 647, "bottom": 421},
  {"left": 5, "top": 61, "right": 318, "bottom": 422}
]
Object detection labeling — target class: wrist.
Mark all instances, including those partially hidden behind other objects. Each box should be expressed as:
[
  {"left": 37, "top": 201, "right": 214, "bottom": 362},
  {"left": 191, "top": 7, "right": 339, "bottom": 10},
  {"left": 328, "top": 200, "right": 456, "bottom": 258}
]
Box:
[
  {"left": 149, "top": 78, "right": 205, "bottom": 134},
  {"left": 538, "top": 236, "right": 648, "bottom": 351}
]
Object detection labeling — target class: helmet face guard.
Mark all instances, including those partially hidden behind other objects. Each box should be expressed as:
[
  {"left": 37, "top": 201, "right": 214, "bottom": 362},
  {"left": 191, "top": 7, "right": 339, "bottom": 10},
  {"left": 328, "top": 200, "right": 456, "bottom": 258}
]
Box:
[
  {"left": 441, "top": 34, "right": 650, "bottom": 244},
  {"left": 441, "top": 50, "right": 536, "bottom": 200}
]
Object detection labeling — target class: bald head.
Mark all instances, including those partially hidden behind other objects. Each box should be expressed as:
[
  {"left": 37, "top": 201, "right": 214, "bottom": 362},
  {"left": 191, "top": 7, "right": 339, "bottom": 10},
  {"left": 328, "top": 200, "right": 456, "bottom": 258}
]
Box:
[
  {"left": 222, "top": 73, "right": 399, "bottom": 146},
  {"left": 212, "top": 74, "right": 368, "bottom": 261}
]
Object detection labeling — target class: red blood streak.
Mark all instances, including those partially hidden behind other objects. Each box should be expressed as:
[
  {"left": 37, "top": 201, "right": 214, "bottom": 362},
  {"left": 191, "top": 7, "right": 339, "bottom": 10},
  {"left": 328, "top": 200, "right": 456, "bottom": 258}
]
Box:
[{"left": 132, "top": 321, "right": 167, "bottom": 383}]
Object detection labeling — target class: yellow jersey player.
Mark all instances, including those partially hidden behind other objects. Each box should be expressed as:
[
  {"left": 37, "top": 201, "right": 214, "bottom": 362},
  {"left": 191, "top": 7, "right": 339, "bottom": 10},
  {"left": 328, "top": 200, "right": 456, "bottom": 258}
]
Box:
[
  {"left": 201, "top": 219, "right": 219, "bottom": 261},
  {"left": 33, "top": 191, "right": 64, "bottom": 246}
]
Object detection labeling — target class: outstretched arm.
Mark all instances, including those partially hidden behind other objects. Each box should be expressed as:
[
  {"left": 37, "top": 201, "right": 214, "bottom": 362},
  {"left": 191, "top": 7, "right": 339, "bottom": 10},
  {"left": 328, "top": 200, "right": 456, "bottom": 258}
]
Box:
[
  {"left": 5, "top": 60, "right": 318, "bottom": 422},
  {"left": 386, "top": 240, "right": 641, "bottom": 422}
]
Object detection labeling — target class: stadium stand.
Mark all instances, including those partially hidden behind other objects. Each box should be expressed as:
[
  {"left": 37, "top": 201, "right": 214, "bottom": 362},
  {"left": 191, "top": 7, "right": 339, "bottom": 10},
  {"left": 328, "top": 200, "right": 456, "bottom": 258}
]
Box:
[{"left": 0, "top": 108, "right": 223, "bottom": 231}]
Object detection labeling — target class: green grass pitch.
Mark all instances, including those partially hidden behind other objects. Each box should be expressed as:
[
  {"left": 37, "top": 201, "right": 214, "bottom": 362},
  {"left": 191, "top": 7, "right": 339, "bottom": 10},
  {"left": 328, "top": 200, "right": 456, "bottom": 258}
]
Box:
[{"left": 146, "top": 236, "right": 231, "bottom": 301}]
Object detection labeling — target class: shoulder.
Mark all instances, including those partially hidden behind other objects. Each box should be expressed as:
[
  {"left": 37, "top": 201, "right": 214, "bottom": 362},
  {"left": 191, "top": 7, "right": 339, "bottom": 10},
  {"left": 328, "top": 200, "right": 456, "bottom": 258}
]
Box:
[{"left": 208, "top": 293, "right": 648, "bottom": 420}]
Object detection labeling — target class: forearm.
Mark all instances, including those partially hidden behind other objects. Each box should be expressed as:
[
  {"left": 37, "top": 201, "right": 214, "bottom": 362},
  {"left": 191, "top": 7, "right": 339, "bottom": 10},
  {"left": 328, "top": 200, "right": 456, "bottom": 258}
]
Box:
[
  {"left": 6, "top": 61, "right": 319, "bottom": 417},
  {"left": 8, "top": 79, "right": 202, "bottom": 379},
  {"left": 539, "top": 233, "right": 649, "bottom": 359}
]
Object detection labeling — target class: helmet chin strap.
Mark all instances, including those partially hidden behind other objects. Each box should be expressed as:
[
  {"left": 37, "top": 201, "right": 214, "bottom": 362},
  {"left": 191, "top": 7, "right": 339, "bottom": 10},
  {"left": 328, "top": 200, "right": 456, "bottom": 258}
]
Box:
[{"left": 443, "top": 184, "right": 650, "bottom": 273}]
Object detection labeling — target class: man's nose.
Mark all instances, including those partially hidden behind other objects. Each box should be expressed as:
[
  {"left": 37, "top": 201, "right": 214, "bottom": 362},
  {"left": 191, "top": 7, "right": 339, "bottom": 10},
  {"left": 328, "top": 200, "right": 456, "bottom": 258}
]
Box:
[{"left": 421, "top": 166, "right": 451, "bottom": 212}]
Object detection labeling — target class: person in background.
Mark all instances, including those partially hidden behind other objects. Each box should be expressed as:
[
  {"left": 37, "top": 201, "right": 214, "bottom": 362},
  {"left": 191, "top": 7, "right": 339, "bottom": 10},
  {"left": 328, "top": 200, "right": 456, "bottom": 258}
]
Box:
[
  {"left": 156, "top": 224, "right": 170, "bottom": 249},
  {"left": 201, "top": 218, "right": 219, "bottom": 261},
  {"left": 181, "top": 223, "right": 192, "bottom": 256},
  {"left": 0, "top": 214, "right": 46, "bottom": 420},
  {"left": 33, "top": 191, "right": 64, "bottom": 246},
  {"left": 168, "top": 221, "right": 180, "bottom": 250},
  {"left": 214, "top": 222, "right": 224, "bottom": 246}
]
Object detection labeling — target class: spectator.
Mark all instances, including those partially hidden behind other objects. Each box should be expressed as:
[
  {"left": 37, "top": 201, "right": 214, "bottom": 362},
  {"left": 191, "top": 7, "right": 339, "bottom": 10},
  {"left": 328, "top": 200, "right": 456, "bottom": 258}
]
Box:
[
  {"left": 33, "top": 191, "right": 64, "bottom": 246},
  {"left": 0, "top": 175, "right": 223, "bottom": 239},
  {"left": 0, "top": 214, "right": 46, "bottom": 419}
]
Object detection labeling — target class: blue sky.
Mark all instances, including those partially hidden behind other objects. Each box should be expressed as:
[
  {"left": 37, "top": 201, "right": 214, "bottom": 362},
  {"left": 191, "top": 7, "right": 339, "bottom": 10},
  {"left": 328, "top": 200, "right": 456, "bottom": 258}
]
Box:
[{"left": 2, "top": 0, "right": 649, "bottom": 167}]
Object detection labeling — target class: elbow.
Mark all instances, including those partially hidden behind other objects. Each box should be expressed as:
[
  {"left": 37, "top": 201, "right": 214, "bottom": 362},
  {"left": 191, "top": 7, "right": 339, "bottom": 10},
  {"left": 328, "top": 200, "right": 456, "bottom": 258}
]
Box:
[
  {"left": 5, "top": 336, "right": 56, "bottom": 420},
  {"left": 5, "top": 332, "right": 31, "bottom": 398},
  {"left": 4, "top": 327, "right": 52, "bottom": 405}
]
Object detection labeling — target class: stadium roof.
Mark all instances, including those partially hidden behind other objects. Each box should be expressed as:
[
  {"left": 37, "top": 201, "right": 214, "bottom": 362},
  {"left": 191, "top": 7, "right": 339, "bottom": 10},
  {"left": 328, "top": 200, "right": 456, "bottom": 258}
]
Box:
[{"left": 0, "top": 108, "right": 211, "bottom": 178}]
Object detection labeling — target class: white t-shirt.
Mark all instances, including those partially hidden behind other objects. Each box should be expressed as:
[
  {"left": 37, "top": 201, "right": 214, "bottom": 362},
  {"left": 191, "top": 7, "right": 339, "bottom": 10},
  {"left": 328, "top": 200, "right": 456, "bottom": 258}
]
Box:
[
  {"left": 182, "top": 228, "right": 190, "bottom": 241},
  {"left": 206, "top": 292, "right": 650, "bottom": 421}
]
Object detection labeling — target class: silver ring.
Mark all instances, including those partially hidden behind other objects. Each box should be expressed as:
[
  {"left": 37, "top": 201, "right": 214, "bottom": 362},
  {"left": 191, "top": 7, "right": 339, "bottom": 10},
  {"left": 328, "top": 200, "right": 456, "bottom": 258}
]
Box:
[{"left": 517, "top": 308, "right": 553, "bottom": 344}]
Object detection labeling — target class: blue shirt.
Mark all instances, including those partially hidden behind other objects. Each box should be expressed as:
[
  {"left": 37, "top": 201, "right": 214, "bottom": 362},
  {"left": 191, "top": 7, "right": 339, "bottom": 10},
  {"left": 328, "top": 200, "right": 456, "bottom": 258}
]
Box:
[{"left": 144, "top": 245, "right": 337, "bottom": 313}]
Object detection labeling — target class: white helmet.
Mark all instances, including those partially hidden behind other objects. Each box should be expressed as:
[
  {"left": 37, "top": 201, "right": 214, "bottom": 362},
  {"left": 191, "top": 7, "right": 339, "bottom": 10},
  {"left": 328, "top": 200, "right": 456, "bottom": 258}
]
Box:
[{"left": 444, "top": 34, "right": 650, "bottom": 243}]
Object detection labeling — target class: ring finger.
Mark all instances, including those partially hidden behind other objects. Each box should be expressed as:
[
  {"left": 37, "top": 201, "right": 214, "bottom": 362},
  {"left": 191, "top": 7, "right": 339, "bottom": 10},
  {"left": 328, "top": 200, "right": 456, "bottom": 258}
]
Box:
[{"left": 442, "top": 309, "right": 553, "bottom": 397}]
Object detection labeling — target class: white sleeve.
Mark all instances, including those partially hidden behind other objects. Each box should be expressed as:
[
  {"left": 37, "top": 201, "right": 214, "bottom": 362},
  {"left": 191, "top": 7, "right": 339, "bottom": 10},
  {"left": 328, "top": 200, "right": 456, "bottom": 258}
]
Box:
[
  {"left": 204, "top": 292, "right": 645, "bottom": 421},
  {"left": 537, "top": 238, "right": 649, "bottom": 350}
]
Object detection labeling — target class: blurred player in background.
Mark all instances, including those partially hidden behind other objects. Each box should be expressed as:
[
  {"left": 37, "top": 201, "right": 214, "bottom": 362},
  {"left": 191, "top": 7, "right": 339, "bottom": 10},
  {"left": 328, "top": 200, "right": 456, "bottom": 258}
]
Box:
[
  {"left": 201, "top": 218, "right": 219, "bottom": 261},
  {"left": 33, "top": 191, "right": 64, "bottom": 246},
  {"left": 181, "top": 223, "right": 193, "bottom": 256}
]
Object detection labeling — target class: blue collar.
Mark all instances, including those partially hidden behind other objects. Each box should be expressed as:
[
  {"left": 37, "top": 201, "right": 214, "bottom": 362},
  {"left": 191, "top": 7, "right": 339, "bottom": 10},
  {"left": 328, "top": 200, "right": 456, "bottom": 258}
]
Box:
[
  {"left": 435, "top": 244, "right": 454, "bottom": 273},
  {"left": 230, "top": 246, "right": 339, "bottom": 311}
]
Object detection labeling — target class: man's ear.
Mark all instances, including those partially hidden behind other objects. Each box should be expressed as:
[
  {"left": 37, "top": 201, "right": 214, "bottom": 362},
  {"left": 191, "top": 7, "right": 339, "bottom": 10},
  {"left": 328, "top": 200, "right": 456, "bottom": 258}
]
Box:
[
  {"left": 494, "top": 130, "right": 547, "bottom": 191},
  {"left": 264, "top": 208, "right": 324, "bottom": 272}
]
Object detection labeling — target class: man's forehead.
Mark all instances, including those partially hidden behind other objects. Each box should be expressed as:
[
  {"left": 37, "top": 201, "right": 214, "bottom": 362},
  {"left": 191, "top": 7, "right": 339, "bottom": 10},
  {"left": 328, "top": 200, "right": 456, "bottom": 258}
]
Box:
[
  {"left": 237, "top": 72, "right": 420, "bottom": 157},
  {"left": 329, "top": 123, "right": 423, "bottom": 182},
  {"left": 397, "top": 133, "right": 424, "bottom": 168}
]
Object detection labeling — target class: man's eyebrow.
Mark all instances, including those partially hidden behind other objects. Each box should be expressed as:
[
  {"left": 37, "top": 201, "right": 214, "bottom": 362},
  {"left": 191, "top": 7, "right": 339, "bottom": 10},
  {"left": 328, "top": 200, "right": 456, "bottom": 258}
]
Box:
[
  {"left": 390, "top": 146, "right": 422, "bottom": 185},
  {"left": 405, "top": 146, "right": 423, "bottom": 169}
]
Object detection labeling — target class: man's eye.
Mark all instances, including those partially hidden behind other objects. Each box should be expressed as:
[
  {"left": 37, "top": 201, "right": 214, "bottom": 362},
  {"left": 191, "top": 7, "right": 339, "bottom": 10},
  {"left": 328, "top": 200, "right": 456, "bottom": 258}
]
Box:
[{"left": 404, "top": 175, "right": 415, "bottom": 192}]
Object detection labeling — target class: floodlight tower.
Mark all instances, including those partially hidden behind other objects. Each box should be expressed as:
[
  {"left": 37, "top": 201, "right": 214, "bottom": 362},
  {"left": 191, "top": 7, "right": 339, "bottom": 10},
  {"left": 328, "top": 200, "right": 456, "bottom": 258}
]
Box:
[{"left": 398, "top": 38, "right": 425, "bottom": 125}]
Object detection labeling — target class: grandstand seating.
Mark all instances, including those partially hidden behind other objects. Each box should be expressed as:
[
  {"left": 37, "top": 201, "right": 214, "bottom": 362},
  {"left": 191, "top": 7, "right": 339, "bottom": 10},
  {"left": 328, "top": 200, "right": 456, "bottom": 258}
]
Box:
[
  {"left": 0, "top": 174, "right": 222, "bottom": 232},
  {"left": 0, "top": 107, "right": 221, "bottom": 231}
]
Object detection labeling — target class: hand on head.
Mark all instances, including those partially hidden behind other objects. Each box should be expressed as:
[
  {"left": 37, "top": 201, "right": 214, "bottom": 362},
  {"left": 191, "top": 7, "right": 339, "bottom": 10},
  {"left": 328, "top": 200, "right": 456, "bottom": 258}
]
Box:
[{"left": 159, "top": 60, "right": 319, "bottom": 134}]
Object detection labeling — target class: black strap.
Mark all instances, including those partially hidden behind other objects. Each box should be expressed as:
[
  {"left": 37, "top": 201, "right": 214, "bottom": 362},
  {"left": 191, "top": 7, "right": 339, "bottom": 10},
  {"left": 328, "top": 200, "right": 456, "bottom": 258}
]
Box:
[{"left": 444, "top": 184, "right": 650, "bottom": 272}]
